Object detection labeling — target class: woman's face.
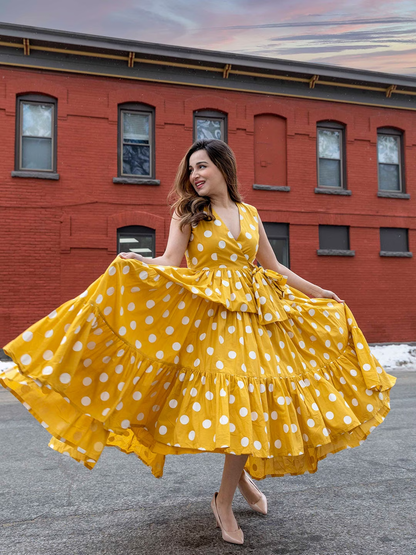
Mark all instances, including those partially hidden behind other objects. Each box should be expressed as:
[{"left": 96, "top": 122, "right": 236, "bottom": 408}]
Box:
[{"left": 188, "top": 149, "right": 227, "bottom": 197}]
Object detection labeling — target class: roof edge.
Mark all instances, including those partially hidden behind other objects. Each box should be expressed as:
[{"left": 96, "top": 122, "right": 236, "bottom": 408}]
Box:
[{"left": 1, "top": 20, "right": 416, "bottom": 89}]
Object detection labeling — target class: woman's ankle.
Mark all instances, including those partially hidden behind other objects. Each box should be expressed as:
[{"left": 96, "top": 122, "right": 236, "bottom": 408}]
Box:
[{"left": 216, "top": 491, "right": 233, "bottom": 509}]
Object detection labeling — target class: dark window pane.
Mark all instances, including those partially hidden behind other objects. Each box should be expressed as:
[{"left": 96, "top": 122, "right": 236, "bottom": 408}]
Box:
[
  {"left": 21, "top": 137, "right": 52, "bottom": 170},
  {"left": 196, "top": 118, "right": 223, "bottom": 140},
  {"left": 118, "top": 227, "right": 155, "bottom": 257},
  {"left": 319, "top": 225, "right": 349, "bottom": 250},
  {"left": 122, "top": 145, "right": 150, "bottom": 176},
  {"left": 379, "top": 164, "right": 400, "bottom": 191},
  {"left": 380, "top": 228, "right": 408, "bottom": 252},
  {"left": 319, "top": 158, "right": 341, "bottom": 187},
  {"left": 263, "top": 223, "right": 289, "bottom": 235},
  {"left": 263, "top": 223, "right": 290, "bottom": 268},
  {"left": 22, "top": 103, "right": 52, "bottom": 137},
  {"left": 269, "top": 238, "right": 289, "bottom": 267}
]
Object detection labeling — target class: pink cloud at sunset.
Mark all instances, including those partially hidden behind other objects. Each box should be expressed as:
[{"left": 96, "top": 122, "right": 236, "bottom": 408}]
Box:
[{"left": 1, "top": 0, "right": 416, "bottom": 75}]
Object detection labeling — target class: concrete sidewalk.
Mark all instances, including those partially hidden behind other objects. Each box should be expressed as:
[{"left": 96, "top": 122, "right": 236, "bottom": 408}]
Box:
[{"left": 0, "top": 370, "right": 415, "bottom": 555}]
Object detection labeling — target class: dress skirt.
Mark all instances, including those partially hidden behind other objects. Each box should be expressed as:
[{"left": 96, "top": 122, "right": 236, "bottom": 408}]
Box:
[{"left": 0, "top": 202, "right": 396, "bottom": 479}]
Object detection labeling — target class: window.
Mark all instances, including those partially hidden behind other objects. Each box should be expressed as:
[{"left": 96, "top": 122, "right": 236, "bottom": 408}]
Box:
[
  {"left": 317, "top": 121, "right": 345, "bottom": 189},
  {"left": 117, "top": 226, "right": 155, "bottom": 257},
  {"left": 380, "top": 228, "right": 411, "bottom": 257},
  {"left": 263, "top": 223, "right": 290, "bottom": 268},
  {"left": 16, "top": 94, "right": 57, "bottom": 172},
  {"left": 377, "top": 128, "right": 404, "bottom": 192},
  {"left": 194, "top": 110, "right": 227, "bottom": 142},
  {"left": 318, "top": 225, "right": 354, "bottom": 256},
  {"left": 118, "top": 103, "right": 155, "bottom": 178}
]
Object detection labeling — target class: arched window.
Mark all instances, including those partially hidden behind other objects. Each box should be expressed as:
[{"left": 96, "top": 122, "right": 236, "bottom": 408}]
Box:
[
  {"left": 377, "top": 127, "right": 404, "bottom": 192},
  {"left": 15, "top": 93, "right": 57, "bottom": 173},
  {"left": 317, "top": 121, "right": 346, "bottom": 189},
  {"left": 118, "top": 103, "right": 155, "bottom": 178},
  {"left": 117, "top": 225, "right": 155, "bottom": 257},
  {"left": 193, "top": 109, "right": 227, "bottom": 142},
  {"left": 254, "top": 114, "right": 287, "bottom": 187}
]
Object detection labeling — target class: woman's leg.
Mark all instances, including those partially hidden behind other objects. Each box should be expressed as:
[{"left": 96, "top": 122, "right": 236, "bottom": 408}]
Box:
[{"left": 216, "top": 454, "right": 248, "bottom": 531}]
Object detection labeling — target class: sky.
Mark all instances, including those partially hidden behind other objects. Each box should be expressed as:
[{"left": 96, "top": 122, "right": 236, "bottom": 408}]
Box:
[{"left": 1, "top": 0, "right": 416, "bottom": 75}]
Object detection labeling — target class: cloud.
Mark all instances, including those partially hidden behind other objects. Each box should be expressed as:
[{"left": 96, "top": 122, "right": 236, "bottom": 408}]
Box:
[
  {"left": 247, "top": 44, "right": 389, "bottom": 55},
  {"left": 218, "top": 16, "right": 416, "bottom": 30},
  {"left": 269, "top": 28, "right": 416, "bottom": 43}
]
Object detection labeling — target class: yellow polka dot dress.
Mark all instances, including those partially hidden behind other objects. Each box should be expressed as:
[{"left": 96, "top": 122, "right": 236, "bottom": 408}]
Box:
[{"left": 1, "top": 202, "right": 396, "bottom": 479}]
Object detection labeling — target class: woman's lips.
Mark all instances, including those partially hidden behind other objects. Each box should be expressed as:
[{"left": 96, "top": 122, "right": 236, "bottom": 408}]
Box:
[{"left": 196, "top": 181, "right": 205, "bottom": 189}]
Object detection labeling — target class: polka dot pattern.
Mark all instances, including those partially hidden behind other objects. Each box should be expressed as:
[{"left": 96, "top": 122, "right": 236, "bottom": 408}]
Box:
[{"left": 0, "top": 201, "right": 396, "bottom": 478}]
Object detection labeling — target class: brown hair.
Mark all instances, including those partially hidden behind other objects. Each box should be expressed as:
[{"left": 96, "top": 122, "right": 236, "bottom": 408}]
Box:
[{"left": 167, "top": 139, "right": 243, "bottom": 231}]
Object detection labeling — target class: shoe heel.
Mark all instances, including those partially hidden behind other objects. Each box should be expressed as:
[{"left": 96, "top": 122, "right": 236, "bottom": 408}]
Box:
[
  {"left": 211, "top": 492, "right": 244, "bottom": 545},
  {"left": 238, "top": 471, "right": 268, "bottom": 515},
  {"left": 212, "top": 495, "right": 220, "bottom": 528}
]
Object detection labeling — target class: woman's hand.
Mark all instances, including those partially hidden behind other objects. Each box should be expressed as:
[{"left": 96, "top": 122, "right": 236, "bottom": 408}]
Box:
[
  {"left": 118, "top": 252, "right": 143, "bottom": 261},
  {"left": 318, "top": 288, "right": 345, "bottom": 304}
]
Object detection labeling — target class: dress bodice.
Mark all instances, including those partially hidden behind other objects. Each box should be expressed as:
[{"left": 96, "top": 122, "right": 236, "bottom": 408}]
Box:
[
  {"left": 175, "top": 202, "right": 289, "bottom": 324},
  {"left": 185, "top": 202, "right": 258, "bottom": 271}
]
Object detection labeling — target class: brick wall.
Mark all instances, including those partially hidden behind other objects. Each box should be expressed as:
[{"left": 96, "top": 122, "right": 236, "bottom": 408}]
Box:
[{"left": 0, "top": 66, "right": 415, "bottom": 344}]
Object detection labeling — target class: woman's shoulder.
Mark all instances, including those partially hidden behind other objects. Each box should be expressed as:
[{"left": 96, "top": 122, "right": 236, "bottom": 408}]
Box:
[{"left": 239, "top": 201, "right": 259, "bottom": 218}]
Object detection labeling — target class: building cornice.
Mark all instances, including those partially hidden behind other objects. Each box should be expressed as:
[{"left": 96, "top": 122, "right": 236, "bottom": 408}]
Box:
[{"left": 1, "top": 21, "right": 416, "bottom": 110}]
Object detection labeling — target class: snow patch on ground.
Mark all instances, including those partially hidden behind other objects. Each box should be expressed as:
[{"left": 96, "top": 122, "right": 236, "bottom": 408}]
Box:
[
  {"left": 370, "top": 344, "right": 416, "bottom": 370},
  {"left": 0, "top": 360, "right": 15, "bottom": 373},
  {"left": 1, "top": 343, "right": 415, "bottom": 373}
]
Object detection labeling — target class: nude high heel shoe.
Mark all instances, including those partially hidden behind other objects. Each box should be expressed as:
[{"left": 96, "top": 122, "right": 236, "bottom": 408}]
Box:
[
  {"left": 211, "top": 492, "right": 244, "bottom": 545},
  {"left": 238, "top": 470, "right": 268, "bottom": 515}
]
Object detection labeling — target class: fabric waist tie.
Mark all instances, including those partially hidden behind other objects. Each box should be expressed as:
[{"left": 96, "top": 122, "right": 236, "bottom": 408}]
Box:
[{"left": 250, "top": 265, "right": 289, "bottom": 324}]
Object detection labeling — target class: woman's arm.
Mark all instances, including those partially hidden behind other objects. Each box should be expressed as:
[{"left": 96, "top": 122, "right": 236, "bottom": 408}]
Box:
[
  {"left": 118, "top": 211, "right": 191, "bottom": 267},
  {"left": 256, "top": 214, "right": 344, "bottom": 303}
]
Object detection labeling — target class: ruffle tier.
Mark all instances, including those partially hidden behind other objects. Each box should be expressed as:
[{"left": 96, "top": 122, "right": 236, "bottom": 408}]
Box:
[{"left": 1, "top": 286, "right": 396, "bottom": 480}]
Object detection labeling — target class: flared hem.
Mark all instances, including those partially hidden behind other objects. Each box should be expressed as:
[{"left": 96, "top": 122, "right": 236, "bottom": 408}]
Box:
[
  {"left": 0, "top": 365, "right": 394, "bottom": 480},
  {"left": 1, "top": 297, "right": 396, "bottom": 480}
]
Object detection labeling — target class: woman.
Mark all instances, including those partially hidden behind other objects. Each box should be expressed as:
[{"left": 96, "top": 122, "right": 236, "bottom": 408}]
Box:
[{"left": 1, "top": 139, "right": 396, "bottom": 546}]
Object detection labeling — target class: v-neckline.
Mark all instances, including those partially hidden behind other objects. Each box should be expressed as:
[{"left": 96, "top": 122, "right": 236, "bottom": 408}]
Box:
[{"left": 211, "top": 202, "right": 242, "bottom": 241}]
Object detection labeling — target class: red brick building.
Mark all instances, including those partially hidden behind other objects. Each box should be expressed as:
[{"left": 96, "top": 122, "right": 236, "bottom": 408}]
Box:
[{"left": 0, "top": 22, "right": 415, "bottom": 347}]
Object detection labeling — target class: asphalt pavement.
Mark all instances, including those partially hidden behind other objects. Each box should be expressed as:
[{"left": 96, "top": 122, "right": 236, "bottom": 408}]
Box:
[{"left": 0, "top": 369, "right": 415, "bottom": 555}]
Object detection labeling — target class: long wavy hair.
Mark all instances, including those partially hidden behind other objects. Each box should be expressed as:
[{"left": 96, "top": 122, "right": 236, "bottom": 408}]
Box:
[{"left": 167, "top": 139, "right": 243, "bottom": 231}]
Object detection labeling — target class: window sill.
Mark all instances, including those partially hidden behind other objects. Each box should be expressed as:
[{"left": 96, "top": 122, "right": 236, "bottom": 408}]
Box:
[
  {"left": 377, "top": 191, "right": 410, "bottom": 199},
  {"left": 380, "top": 251, "right": 413, "bottom": 258},
  {"left": 315, "top": 188, "right": 351, "bottom": 196},
  {"left": 317, "top": 249, "right": 355, "bottom": 256},
  {"left": 253, "top": 184, "right": 290, "bottom": 192},
  {"left": 11, "top": 171, "right": 59, "bottom": 180},
  {"left": 113, "top": 177, "right": 160, "bottom": 185}
]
